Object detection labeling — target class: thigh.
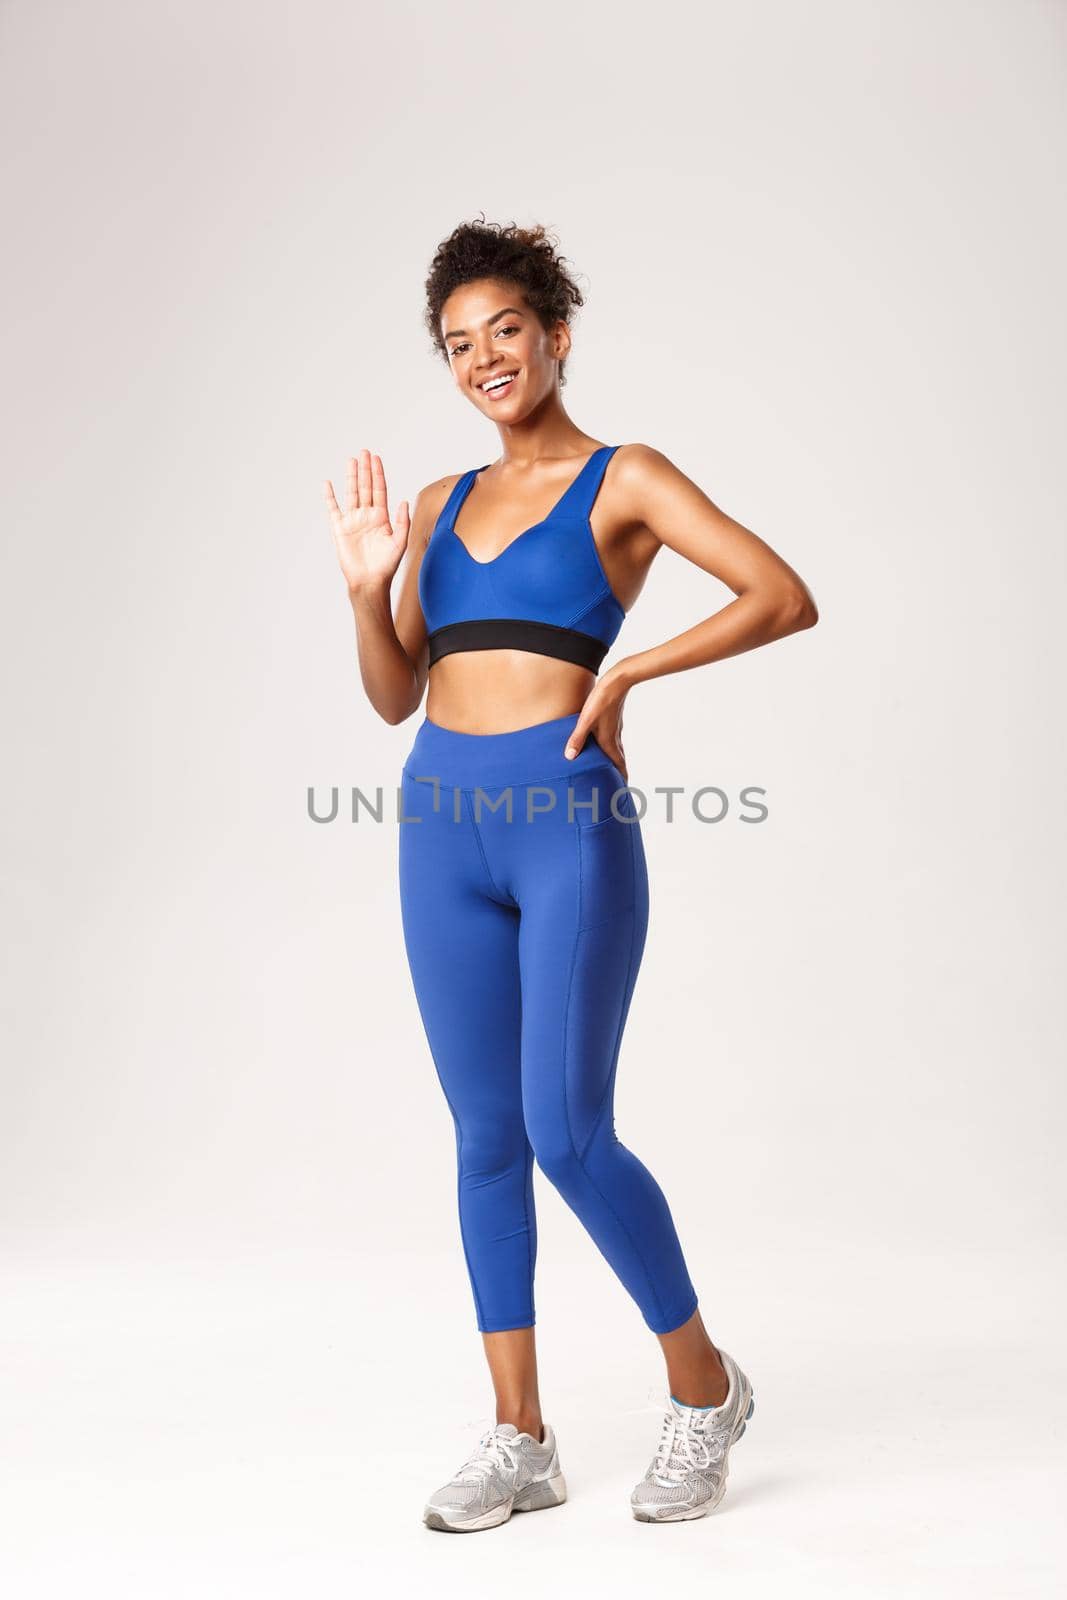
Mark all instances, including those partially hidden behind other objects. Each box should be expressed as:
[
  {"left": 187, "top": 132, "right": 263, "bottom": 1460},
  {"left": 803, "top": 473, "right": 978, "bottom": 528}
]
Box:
[
  {"left": 515, "top": 776, "right": 650, "bottom": 1159},
  {"left": 399, "top": 773, "right": 523, "bottom": 1135}
]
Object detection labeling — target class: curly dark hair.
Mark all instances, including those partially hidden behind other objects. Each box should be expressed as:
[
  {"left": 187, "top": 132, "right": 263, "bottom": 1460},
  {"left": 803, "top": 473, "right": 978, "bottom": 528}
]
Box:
[{"left": 424, "top": 215, "right": 586, "bottom": 387}]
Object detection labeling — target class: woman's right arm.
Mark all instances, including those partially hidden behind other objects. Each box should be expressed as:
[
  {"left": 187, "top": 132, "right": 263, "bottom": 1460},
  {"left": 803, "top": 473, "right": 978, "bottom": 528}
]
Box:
[{"left": 324, "top": 448, "right": 447, "bottom": 726}]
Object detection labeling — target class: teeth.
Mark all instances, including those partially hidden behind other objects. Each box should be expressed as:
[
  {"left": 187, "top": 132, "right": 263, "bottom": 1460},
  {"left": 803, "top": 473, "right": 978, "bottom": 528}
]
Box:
[{"left": 482, "top": 372, "right": 517, "bottom": 392}]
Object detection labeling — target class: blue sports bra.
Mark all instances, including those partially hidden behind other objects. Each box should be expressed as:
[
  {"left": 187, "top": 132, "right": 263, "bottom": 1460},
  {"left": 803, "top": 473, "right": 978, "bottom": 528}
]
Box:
[{"left": 418, "top": 444, "right": 626, "bottom": 674}]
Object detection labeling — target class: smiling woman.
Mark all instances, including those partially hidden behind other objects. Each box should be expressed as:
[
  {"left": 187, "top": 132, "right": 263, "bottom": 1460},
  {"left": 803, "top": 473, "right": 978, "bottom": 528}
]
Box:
[
  {"left": 323, "top": 212, "right": 817, "bottom": 1533},
  {"left": 427, "top": 222, "right": 584, "bottom": 387}
]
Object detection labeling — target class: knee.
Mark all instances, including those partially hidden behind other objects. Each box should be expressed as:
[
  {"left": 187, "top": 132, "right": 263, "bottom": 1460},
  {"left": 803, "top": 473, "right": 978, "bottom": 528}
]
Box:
[
  {"left": 530, "top": 1124, "right": 583, "bottom": 1194},
  {"left": 458, "top": 1117, "right": 529, "bottom": 1186}
]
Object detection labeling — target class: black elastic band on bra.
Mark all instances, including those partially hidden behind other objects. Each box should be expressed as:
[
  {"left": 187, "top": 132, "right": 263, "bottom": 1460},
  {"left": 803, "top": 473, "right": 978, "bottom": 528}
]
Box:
[{"left": 427, "top": 618, "right": 608, "bottom": 673}]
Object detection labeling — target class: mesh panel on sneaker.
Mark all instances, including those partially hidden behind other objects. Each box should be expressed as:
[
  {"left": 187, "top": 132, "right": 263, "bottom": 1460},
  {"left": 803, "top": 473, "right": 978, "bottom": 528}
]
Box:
[
  {"left": 430, "top": 1481, "right": 483, "bottom": 1508},
  {"left": 634, "top": 1476, "right": 692, "bottom": 1505}
]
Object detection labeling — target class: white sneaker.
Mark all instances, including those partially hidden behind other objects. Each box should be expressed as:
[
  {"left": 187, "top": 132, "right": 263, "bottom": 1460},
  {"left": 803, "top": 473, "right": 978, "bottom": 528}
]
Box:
[
  {"left": 630, "top": 1349, "right": 754, "bottom": 1523},
  {"left": 423, "top": 1420, "right": 567, "bottom": 1532}
]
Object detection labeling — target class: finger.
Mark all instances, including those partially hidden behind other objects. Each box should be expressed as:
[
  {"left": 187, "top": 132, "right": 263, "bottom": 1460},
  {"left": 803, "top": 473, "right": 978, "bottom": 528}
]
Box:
[
  {"left": 346, "top": 454, "right": 359, "bottom": 515},
  {"left": 564, "top": 718, "right": 588, "bottom": 759},
  {"left": 357, "top": 448, "right": 373, "bottom": 510},
  {"left": 392, "top": 499, "right": 410, "bottom": 552},
  {"left": 608, "top": 720, "right": 626, "bottom": 774},
  {"left": 323, "top": 478, "right": 342, "bottom": 527},
  {"left": 372, "top": 453, "right": 387, "bottom": 510}
]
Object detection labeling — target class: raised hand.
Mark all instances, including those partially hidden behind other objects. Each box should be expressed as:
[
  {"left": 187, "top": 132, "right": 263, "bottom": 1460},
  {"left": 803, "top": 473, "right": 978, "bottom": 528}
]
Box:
[{"left": 324, "top": 449, "right": 410, "bottom": 594}]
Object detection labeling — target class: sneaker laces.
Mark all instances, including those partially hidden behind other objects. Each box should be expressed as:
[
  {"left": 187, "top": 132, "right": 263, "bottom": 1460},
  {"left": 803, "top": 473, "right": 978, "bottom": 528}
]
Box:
[
  {"left": 651, "top": 1404, "right": 730, "bottom": 1483},
  {"left": 456, "top": 1426, "right": 522, "bottom": 1483}
]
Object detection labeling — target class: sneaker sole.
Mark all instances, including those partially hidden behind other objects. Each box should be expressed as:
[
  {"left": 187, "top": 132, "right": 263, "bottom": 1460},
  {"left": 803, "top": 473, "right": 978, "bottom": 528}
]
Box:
[
  {"left": 424, "top": 1470, "right": 567, "bottom": 1532},
  {"left": 631, "top": 1387, "right": 755, "bottom": 1524}
]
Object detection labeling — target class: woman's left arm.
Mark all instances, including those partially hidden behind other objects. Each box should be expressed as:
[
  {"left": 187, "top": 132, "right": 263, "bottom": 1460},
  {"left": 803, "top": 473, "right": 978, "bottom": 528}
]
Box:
[{"left": 565, "top": 444, "right": 819, "bottom": 765}]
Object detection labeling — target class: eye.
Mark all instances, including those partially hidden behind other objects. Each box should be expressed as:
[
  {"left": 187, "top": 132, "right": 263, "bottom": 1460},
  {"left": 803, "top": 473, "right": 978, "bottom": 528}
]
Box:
[{"left": 447, "top": 325, "right": 518, "bottom": 360}]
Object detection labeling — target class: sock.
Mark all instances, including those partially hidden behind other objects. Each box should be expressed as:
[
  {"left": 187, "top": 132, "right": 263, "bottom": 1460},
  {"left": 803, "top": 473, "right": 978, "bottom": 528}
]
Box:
[{"left": 670, "top": 1393, "right": 717, "bottom": 1412}]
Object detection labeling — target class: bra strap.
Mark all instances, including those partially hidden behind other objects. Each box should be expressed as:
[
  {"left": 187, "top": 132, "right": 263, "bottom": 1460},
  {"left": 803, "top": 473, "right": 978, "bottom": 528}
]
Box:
[
  {"left": 434, "top": 467, "right": 484, "bottom": 533},
  {"left": 553, "top": 445, "right": 620, "bottom": 521}
]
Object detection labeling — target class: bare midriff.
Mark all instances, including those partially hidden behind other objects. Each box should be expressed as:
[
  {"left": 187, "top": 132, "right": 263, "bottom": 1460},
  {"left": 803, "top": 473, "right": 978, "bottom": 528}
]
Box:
[{"left": 425, "top": 650, "right": 595, "bottom": 735}]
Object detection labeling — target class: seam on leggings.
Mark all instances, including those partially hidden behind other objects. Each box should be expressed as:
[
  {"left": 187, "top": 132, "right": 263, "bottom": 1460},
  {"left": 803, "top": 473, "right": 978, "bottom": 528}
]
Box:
[
  {"left": 422, "top": 1028, "right": 486, "bottom": 1330},
  {"left": 455, "top": 1120, "right": 487, "bottom": 1330},
  {"left": 559, "top": 827, "right": 583, "bottom": 1160},
  {"left": 577, "top": 924, "right": 636, "bottom": 1161},
  {"left": 523, "top": 1137, "right": 533, "bottom": 1319},
  {"left": 438, "top": 760, "right": 620, "bottom": 796},
  {"left": 562, "top": 821, "right": 667, "bottom": 1330},
  {"left": 462, "top": 789, "right": 509, "bottom": 902},
  {"left": 578, "top": 818, "right": 640, "bottom": 1163}
]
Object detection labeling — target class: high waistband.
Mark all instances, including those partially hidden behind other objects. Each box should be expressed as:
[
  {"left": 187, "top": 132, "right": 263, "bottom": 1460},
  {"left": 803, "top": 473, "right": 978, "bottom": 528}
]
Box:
[{"left": 402, "top": 711, "right": 619, "bottom": 790}]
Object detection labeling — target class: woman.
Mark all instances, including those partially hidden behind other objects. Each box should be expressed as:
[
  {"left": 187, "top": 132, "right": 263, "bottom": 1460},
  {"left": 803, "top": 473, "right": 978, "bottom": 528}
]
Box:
[{"left": 324, "top": 219, "right": 818, "bottom": 1532}]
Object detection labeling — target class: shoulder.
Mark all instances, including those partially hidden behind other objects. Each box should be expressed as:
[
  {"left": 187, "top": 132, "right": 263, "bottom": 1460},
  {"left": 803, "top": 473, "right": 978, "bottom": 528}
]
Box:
[
  {"left": 409, "top": 468, "right": 468, "bottom": 547},
  {"left": 609, "top": 442, "right": 688, "bottom": 503}
]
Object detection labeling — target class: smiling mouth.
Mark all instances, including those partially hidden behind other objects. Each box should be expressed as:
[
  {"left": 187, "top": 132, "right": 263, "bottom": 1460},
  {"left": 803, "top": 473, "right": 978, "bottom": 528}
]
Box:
[{"left": 479, "top": 370, "right": 520, "bottom": 400}]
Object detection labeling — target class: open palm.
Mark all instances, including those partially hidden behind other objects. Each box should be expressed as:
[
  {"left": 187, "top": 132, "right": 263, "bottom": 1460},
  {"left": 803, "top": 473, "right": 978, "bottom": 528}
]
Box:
[{"left": 324, "top": 449, "right": 410, "bottom": 592}]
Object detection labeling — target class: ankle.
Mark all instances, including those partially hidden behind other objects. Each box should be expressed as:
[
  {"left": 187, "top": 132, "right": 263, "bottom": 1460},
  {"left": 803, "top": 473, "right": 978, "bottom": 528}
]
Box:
[
  {"left": 668, "top": 1353, "right": 728, "bottom": 1409},
  {"left": 498, "top": 1410, "right": 544, "bottom": 1442}
]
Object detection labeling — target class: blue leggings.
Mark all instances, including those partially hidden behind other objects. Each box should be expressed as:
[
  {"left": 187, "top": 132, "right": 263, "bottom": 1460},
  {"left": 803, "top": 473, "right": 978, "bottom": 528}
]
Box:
[{"left": 398, "top": 711, "right": 699, "bottom": 1336}]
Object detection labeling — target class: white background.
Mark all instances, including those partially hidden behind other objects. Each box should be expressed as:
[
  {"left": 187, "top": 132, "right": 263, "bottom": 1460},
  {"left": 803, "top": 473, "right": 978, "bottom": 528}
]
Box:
[{"left": 2, "top": 0, "right": 1063, "bottom": 1594}]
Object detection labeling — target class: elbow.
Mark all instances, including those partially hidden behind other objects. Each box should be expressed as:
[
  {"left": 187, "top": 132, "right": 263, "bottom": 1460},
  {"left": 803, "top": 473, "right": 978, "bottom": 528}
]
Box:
[
  {"left": 379, "top": 684, "right": 426, "bottom": 726},
  {"left": 377, "top": 663, "right": 426, "bottom": 726},
  {"left": 779, "top": 585, "right": 819, "bottom": 633},
  {"left": 380, "top": 702, "right": 418, "bottom": 727}
]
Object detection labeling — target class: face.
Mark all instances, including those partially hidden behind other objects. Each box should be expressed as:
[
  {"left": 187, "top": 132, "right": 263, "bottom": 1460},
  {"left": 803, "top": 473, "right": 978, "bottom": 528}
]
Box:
[{"left": 440, "top": 278, "right": 569, "bottom": 416}]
